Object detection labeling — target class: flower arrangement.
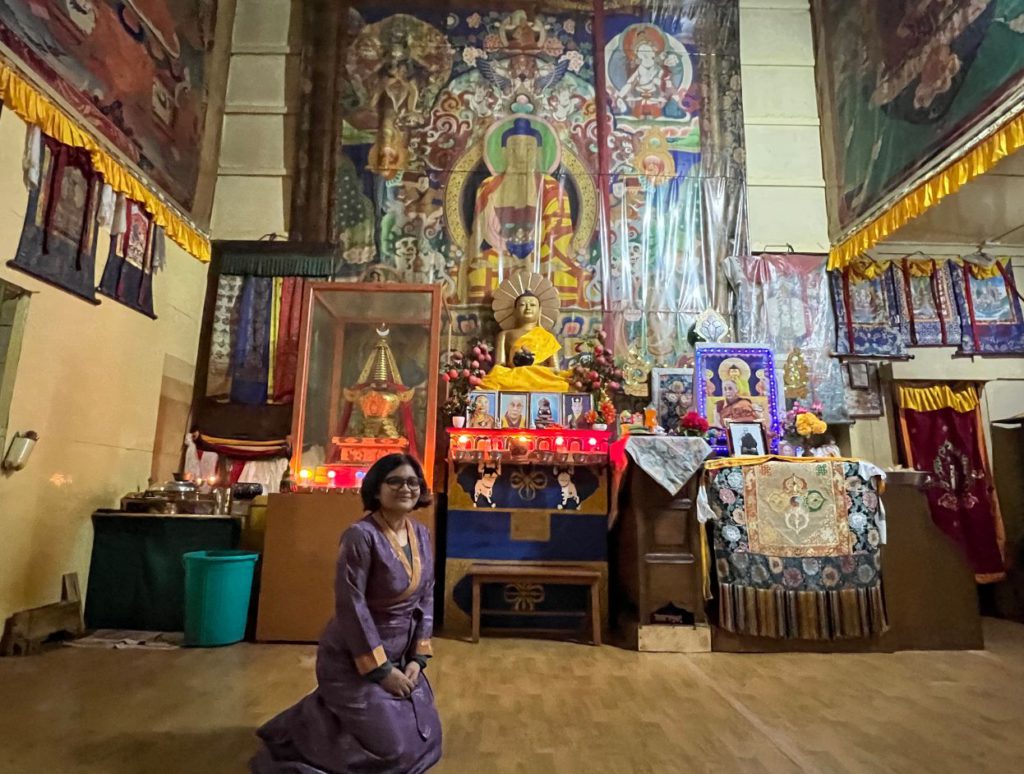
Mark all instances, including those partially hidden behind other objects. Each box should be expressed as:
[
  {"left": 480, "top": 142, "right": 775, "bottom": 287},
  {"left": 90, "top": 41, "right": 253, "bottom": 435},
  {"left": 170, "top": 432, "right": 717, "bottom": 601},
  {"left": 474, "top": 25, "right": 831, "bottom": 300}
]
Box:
[
  {"left": 783, "top": 400, "right": 827, "bottom": 439},
  {"left": 677, "top": 411, "right": 710, "bottom": 437},
  {"left": 566, "top": 328, "right": 623, "bottom": 398},
  {"left": 440, "top": 341, "right": 493, "bottom": 418}
]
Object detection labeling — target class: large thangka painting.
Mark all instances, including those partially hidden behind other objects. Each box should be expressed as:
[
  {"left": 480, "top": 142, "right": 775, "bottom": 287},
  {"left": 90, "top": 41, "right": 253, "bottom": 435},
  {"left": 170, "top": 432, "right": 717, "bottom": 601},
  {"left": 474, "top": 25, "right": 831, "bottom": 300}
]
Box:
[
  {"left": 302, "top": 1, "right": 747, "bottom": 367},
  {"left": 813, "top": 0, "right": 1024, "bottom": 235},
  {"left": 0, "top": 1, "right": 216, "bottom": 212}
]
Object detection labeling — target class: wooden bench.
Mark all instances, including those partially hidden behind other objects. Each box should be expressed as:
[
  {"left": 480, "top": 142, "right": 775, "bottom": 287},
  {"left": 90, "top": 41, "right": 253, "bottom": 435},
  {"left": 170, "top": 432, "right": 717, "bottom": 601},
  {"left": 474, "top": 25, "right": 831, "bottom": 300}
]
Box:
[{"left": 468, "top": 563, "right": 602, "bottom": 645}]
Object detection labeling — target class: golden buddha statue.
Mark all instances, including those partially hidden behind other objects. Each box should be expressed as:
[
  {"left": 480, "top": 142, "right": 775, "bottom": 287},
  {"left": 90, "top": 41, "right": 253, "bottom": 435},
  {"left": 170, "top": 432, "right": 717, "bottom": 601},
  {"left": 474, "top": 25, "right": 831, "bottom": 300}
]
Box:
[{"left": 479, "top": 272, "right": 569, "bottom": 393}]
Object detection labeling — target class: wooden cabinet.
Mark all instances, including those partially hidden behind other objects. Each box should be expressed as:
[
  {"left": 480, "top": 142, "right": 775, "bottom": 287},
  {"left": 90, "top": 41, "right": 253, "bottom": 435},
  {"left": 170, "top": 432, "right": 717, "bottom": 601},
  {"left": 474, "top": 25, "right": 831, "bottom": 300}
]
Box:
[{"left": 613, "top": 465, "right": 710, "bottom": 652}]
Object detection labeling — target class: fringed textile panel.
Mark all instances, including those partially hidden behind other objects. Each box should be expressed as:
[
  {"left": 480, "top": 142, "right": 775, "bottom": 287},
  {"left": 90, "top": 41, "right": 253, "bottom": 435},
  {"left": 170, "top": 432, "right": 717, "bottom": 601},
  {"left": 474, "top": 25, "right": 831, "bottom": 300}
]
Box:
[
  {"left": 895, "top": 382, "right": 1006, "bottom": 583},
  {"left": 829, "top": 260, "right": 907, "bottom": 359},
  {"left": 706, "top": 458, "right": 888, "bottom": 640},
  {"left": 9, "top": 134, "right": 101, "bottom": 302},
  {"left": 97, "top": 199, "right": 160, "bottom": 318},
  {"left": 893, "top": 259, "right": 961, "bottom": 347},
  {"left": 949, "top": 259, "right": 1024, "bottom": 356}
]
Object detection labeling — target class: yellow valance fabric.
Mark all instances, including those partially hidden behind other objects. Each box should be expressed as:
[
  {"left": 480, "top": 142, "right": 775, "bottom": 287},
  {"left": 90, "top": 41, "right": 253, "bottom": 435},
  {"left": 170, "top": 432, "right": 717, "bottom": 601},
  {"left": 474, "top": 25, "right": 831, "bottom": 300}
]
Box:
[
  {"left": 896, "top": 383, "right": 979, "bottom": 414},
  {"left": 0, "top": 61, "right": 210, "bottom": 262},
  {"left": 828, "top": 110, "right": 1024, "bottom": 271},
  {"left": 905, "top": 259, "right": 937, "bottom": 278},
  {"left": 961, "top": 258, "right": 1004, "bottom": 280},
  {"left": 704, "top": 454, "right": 861, "bottom": 470},
  {"left": 847, "top": 258, "right": 891, "bottom": 283}
]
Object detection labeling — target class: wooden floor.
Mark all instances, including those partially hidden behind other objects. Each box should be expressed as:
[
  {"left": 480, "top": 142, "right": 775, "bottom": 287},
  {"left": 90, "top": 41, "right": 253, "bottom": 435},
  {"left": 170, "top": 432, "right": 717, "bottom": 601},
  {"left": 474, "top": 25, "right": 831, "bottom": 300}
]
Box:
[{"left": 2, "top": 619, "right": 1023, "bottom": 773}]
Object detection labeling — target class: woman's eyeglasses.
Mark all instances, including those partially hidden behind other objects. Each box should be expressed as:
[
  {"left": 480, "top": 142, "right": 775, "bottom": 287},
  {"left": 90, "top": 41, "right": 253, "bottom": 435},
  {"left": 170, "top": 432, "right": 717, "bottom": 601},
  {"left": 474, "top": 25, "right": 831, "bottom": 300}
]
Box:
[{"left": 384, "top": 476, "right": 422, "bottom": 491}]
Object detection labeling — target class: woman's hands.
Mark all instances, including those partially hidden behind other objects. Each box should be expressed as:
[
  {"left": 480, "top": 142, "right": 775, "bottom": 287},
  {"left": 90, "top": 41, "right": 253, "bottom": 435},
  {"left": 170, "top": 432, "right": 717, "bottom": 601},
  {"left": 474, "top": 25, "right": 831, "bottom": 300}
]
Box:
[
  {"left": 403, "top": 661, "right": 421, "bottom": 686},
  {"left": 380, "top": 667, "right": 415, "bottom": 698}
]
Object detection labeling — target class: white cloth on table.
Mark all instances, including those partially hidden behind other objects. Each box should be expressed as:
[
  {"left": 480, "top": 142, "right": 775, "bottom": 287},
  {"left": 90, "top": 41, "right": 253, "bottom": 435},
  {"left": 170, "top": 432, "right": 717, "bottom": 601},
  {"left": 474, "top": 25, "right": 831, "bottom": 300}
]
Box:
[
  {"left": 238, "top": 457, "right": 289, "bottom": 495},
  {"left": 625, "top": 435, "right": 711, "bottom": 495}
]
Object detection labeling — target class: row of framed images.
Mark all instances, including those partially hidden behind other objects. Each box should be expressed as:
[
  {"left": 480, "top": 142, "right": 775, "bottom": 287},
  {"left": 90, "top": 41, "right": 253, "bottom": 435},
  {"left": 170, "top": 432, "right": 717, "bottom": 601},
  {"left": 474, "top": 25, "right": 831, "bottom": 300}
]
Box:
[{"left": 465, "top": 391, "right": 594, "bottom": 430}]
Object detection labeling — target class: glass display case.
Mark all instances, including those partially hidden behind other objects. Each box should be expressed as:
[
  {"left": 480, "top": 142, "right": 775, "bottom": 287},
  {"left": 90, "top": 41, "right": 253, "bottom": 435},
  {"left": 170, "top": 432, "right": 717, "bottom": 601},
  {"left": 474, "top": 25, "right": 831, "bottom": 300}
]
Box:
[{"left": 291, "top": 283, "right": 443, "bottom": 489}]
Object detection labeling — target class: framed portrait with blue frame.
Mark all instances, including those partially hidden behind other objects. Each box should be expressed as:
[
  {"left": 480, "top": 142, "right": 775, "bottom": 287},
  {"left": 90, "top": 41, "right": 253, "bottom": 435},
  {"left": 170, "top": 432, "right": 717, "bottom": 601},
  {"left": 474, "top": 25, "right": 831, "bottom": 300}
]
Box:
[{"left": 694, "top": 344, "right": 782, "bottom": 454}]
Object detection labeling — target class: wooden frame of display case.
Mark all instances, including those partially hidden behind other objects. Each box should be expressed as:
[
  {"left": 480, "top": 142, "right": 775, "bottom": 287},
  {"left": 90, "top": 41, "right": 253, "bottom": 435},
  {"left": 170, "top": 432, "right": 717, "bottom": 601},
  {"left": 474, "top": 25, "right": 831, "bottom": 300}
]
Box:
[{"left": 290, "top": 282, "right": 443, "bottom": 490}]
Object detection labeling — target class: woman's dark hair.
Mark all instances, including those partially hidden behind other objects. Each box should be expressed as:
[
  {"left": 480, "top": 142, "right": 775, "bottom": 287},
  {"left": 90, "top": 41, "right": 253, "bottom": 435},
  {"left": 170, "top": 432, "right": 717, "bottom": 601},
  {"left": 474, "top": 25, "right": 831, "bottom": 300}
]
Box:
[{"left": 360, "top": 453, "right": 432, "bottom": 512}]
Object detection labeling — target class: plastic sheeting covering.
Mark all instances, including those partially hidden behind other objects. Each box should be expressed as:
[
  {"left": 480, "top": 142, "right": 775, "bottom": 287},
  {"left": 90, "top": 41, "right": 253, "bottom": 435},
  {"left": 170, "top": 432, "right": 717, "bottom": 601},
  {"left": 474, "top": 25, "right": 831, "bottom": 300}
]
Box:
[
  {"left": 307, "top": 0, "right": 747, "bottom": 366},
  {"left": 734, "top": 254, "right": 849, "bottom": 423}
]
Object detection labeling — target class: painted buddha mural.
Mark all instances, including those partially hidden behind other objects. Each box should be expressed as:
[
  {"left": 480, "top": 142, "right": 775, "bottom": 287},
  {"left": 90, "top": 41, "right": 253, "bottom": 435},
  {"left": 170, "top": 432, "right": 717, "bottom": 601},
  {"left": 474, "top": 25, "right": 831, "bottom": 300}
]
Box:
[{"left": 460, "top": 116, "right": 581, "bottom": 306}]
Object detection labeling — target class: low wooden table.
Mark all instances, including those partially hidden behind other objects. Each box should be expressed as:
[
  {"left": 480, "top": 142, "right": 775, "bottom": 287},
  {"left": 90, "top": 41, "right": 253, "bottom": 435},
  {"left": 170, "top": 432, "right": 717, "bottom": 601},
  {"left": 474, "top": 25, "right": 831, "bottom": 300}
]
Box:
[{"left": 469, "top": 563, "right": 602, "bottom": 645}]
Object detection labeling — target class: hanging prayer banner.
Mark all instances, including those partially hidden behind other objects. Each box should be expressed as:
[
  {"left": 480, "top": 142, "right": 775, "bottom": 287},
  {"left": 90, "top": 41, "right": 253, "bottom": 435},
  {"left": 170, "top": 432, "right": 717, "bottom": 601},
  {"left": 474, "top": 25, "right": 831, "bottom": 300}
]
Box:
[
  {"left": 829, "top": 259, "right": 908, "bottom": 359},
  {"left": 97, "top": 199, "right": 158, "bottom": 318},
  {"left": 949, "top": 258, "right": 1024, "bottom": 355},
  {"left": 0, "top": 1, "right": 217, "bottom": 213},
  {"left": 9, "top": 134, "right": 101, "bottom": 302},
  {"left": 735, "top": 254, "right": 848, "bottom": 423},
  {"left": 705, "top": 457, "right": 889, "bottom": 640},
  {"left": 893, "top": 258, "right": 961, "bottom": 347},
  {"left": 294, "top": 1, "right": 748, "bottom": 368},
  {"left": 896, "top": 382, "right": 1005, "bottom": 582},
  {"left": 812, "top": 0, "right": 1024, "bottom": 238}
]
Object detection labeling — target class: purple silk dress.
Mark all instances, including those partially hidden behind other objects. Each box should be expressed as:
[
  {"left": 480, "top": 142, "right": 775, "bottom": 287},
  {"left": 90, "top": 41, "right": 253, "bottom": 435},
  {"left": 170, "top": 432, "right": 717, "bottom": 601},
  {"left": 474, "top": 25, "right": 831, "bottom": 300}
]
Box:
[{"left": 252, "top": 514, "right": 442, "bottom": 773}]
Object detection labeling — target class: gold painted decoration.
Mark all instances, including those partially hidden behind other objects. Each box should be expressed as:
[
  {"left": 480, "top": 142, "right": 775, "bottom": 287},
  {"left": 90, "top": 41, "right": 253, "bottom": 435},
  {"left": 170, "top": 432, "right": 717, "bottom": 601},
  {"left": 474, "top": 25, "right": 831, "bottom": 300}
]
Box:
[
  {"left": 623, "top": 346, "right": 652, "bottom": 397},
  {"left": 783, "top": 348, "right": 809, "bottom": 400}
]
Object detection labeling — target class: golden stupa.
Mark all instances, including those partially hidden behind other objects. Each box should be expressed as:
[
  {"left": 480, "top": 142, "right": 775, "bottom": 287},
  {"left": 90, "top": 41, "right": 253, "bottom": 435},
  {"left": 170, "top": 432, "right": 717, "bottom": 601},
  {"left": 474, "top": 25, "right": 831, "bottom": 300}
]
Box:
[{"left": 342, "top": 326, "right": 415, "bottom": 440}]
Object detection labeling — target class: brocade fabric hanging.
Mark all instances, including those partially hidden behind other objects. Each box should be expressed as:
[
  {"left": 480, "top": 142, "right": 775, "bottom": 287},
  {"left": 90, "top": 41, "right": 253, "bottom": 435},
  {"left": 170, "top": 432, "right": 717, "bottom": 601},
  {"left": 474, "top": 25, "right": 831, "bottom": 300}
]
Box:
[
  {"left": 949, "top": 259, "right": 1024, "bottom": 356},
  {"left": 10, "top": 134, "right": 101, "bottom": 302},
  {"left": 893, "top": 258, "right": 960, "bottom": 347},
  {"left": 896, "top": 382, "right": 1005, "bottom": 583},
  {"left": 704, "top": 456, "right": 888, "bottom": 640},
  {"left": 97, "top": 198, "right": 159, "bottom": 318},
  {"left": 830, "top": 258, "right": 907, "bottom": 358}
]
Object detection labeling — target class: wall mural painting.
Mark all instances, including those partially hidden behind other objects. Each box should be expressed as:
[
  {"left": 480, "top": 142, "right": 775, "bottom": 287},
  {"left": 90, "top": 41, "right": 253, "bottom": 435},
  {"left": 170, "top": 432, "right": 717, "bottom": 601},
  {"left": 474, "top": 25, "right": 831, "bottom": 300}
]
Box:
[
  {"left": 328, "top": 2, "right": 745, "bottom": 367},
  {"left": 0, "top": 0, "right": 215, "bottom": 212},
  {"left": 814, "top": 0, "right": 1024, "bottom": 234}
]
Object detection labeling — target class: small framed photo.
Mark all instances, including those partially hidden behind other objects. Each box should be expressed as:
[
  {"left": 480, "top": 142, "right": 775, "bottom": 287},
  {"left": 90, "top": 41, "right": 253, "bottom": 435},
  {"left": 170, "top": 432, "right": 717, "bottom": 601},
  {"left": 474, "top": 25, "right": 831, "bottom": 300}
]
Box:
[
  {"left": 499, "top": 393, "right": 529, "bottom": 429},
  {"left": 563, "top": 393, "right": 593, "bottom": 429},
  {"left": 847, "top": 361, "right": 871, "bottom": 390},
  {"left": 651, "top": 368, "right": 694, "bottom": 431},
  {"left": 465, "top": 391, "right": 498, "bottom": 428},
  {"left": 531, "top": 392, "right": 562, "bottom": 429},
  {"left": 726, "top": 421, "right": 768, "bottom": 456},
  {"left": 844, "top": 362, "right": 884, "bottom": 419}
]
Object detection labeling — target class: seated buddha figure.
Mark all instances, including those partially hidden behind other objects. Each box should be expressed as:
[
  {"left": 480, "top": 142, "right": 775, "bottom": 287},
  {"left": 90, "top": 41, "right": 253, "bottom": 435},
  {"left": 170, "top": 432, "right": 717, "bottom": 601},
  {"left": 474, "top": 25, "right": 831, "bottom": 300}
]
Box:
[
  {"left": 479, "top": 273, "right": 569, "bottom": 393},
  {"left": 462, "top": 117, "right": 576, "bottom": 305}
]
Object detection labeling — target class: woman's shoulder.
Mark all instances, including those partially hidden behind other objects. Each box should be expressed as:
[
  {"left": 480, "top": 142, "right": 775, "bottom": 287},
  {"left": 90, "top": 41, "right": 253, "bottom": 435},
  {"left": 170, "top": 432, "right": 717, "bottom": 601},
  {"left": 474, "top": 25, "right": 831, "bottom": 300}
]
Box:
[{"left": 341, "top": 515, "right": 378, "bottom": 544}]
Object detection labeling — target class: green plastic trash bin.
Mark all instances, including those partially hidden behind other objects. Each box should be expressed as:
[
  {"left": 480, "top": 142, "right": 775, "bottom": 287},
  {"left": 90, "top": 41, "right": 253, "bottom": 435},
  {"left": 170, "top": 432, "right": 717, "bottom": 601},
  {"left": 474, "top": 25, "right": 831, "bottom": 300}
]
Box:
[{"left": 183, "top": 550, "right": 259, "bottom": 646}]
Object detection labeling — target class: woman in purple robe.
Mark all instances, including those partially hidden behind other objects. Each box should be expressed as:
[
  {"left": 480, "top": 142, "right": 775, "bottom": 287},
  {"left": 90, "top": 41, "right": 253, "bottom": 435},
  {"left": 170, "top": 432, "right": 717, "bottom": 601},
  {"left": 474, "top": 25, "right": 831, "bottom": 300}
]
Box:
[{"left": 252, "top": 454, "right": 442, "bottom": 773}]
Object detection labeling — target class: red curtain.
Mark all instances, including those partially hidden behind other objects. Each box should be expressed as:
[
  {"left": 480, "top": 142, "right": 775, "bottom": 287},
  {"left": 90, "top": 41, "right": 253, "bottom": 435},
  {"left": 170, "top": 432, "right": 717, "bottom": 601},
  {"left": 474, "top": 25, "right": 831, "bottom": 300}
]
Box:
[{"left": 898, "top": 384, "right": 1005, "bottom": 582}]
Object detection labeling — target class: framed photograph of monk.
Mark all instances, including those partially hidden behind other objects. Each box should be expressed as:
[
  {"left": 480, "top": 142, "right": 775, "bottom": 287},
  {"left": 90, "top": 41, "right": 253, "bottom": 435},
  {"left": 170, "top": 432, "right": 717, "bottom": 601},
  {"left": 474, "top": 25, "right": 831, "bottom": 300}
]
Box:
[
  {"left": 498, "top": 393, "right": 529, "bottom": 429},
  {"left": 726, "top": 421, "right": 768, "bottom": 457},
  {"left": 694, "top": 344, "right": 782, "bottom": 453}
]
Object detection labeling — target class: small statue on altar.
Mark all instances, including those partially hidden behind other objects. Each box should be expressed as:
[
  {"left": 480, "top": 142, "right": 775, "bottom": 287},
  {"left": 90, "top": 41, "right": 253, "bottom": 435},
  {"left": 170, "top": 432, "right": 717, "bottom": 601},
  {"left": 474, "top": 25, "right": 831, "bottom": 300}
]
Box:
[
  {"left": 339, "top": 326, "right": 418, "bottom": 456},
  {"left": 478, "top": 272, "right": 569, "bottom": 393}
]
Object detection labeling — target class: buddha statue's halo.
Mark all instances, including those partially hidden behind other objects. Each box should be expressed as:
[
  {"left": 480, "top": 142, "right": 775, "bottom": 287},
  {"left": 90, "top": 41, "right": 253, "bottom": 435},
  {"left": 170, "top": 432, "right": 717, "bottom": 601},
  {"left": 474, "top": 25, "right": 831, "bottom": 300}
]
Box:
[{"left": 491, "top": 271, "right": 560, "bottom": 331}]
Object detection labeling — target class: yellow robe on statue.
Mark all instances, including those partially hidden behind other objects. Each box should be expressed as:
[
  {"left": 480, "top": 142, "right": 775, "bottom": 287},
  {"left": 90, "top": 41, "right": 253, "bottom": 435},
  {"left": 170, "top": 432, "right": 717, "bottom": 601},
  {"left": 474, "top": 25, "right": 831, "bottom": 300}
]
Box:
[{"left": 479, "top": 327, "right": 569, "bottom": 393}]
